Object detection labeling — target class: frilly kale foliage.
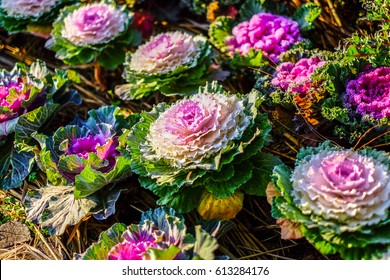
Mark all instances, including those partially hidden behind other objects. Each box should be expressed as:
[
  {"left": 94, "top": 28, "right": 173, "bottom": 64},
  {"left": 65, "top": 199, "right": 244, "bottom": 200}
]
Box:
[
  {"left": 271, "top": 141, "right": 390, "bottom": 260},
  {"left": 76, "top": 207, "right": 227, "bottom": 260},
  {"left": 0, "top": 60, "right": 81, "bottom": 190},
  {"left": 126, "top": 82, "right": 280, "bottom": 213}
]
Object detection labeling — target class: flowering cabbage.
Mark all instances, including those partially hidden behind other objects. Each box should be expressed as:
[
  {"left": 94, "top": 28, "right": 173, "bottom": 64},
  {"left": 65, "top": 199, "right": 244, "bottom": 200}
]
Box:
[
  {"left": 308, "top": 57, "right": 390, "bottom": 144},
  {"left": 271, "top": 141, "right": 390, "bottom": 259},
  {"left": 0, "top": 60, "right": 80, "bottom": 190},
  {"left": 48, "top": 0, "right": 141, "bottom": 69},
  {"left": 226, "top": 13, "right": 302, "bottom": 62},
  {"left": 209, "top": 1, "right": 320, "bottom": 67},
  {"left": 76, "top": 207, "right": 224, "bottom": 260},
  {"left": 126, "top": 82, "right": 279, "bottom": 215},
  {"left": 0, "top": 0, "right": 75, "bottom": 36},
  {"left": 271, "top": 57, "right": 326, "bottom": 97},
  {"left": 344, "top": 67, "right": 390, "bottom": 121},
  {"left": 37, "top": 106, "right": 135, "bottom": 198},
  {"left": 115, "top": 31, "right": 214, "bottom": 100},
  {"left": 255, "top": 50, "right": 329, "bottom": 126}
]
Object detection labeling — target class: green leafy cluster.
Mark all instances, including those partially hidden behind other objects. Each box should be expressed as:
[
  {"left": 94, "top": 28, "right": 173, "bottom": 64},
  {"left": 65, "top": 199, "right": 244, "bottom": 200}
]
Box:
[
  {"left": 0, "top": 61, "right": 81, "bottom": 190},
  {"left": 115, "top": 35, "right": 214, "bottom": 100},
  {"left": 0, "top": 0, "right": 76, "bottom": 34},
  {"left": 126, "top": 82, "right": 280, "bottom": 213},
  {"left": 341, "top": 0, "right": 390, "bottom": 66},
  {"left": 76, "top": 207, "right": 226, "bottom": 260},
  {"left": 311, "top": 55, "right": 390, "bottom": 144},
  {"left": 48, "top": 0, "right": 141, "bottom": 69},
  {"left": 271, "top": 141, "right": 390, "bottom": 260}
]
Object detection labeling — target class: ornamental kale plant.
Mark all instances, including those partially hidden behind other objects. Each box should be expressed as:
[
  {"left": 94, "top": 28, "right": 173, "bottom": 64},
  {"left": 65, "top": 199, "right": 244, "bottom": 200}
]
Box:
[
  {"left": 0, "top": 0, "right": 76, "bottom": 36},
  {"left": 126, "top": 81, "right": 281, "bottom": 218},
  {"left": 271, "top": 141, "right": 390, "bottom": 260},
  {"left": 48, "top": 0, "right": 141, "bottom": 69},
  {"left": 271, "top": 57, "right": 326, "bottom": 97},
  {"left": 255, "top": 48, "right": 329, "bottom": 127},
  {"left": 0, "top": 60, "right": 80, "bottom": 190},
  {"left": 115, "top": 31, "right": 214, "bottom": 100},
  {"left": 312, "top": 56, "right": 390, "bottom": 145},
  {"left": 37, "top": 106, "right": 136, "bottom": 198},
  {"left": 26, "top": 106, "right": 138, "bottom": 235},
  {"left": 209, "top": 0, "right": 320, "bottom": 68},
  {"left": 225, "top": 13, "right": 302, "bottom": 62},
  {"left": 76, "top": 207, "right": 225, "bottom": 260},
  {"left": 259, "top": 46, "right": 390, "bottom": 145}
]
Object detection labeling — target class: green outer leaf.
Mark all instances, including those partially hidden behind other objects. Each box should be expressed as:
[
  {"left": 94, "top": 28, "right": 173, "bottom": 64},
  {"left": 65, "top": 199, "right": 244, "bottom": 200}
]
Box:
[
  {"left": 209, "top": 164, "right": 235, "bottom": 182},
  {"left": 293, "top": 3, "right": 322, "bottom": 32},
  {"left": 0, "top": 116, "right": 18, "bottom": 137},
  {"left": 57, "top": 153, "right": 105, "bottom": 177},
  {"left": 271, "top": 164, "right": 294, "bottom": 202},
  {"left": 96, "top": 29, "right": 142, "bottom": 70},
  {"left": 25, "top": 185, "right": 97, "bottom": 236},
  {"left": 209, "top": 16, "right": 235, "bottom": 53},
  {"left": 157, "top": 185, "right": 203, "bottom": 213},
  {"left": 238, "top": 0, "right": 267, "bottom": 21},
  {"left": 0, "top": 149, "right": 34, "bottom": 190},
  {"left": 90, "top": 187, "right": 123, "bottom": 221},
  {"left": 74, "top": 156, "right": 132, "bottom": 198},
  {"left": 231, "top": 48, "right": 266, "bottom": 68},
  {"left": 15, "top": 103, "right": 60, "bottom": 144},
  {"left": 193, "top": 225, "right": 219, "bottom": 260},
  {"left": 77, "top": 223, "right": 127, "bottom": 260},
  {"left": 203, "top": 162, "right": 253, "bottom": 199},
  {"left": 148, "top": 245, "right": 182, "bottom": 260},
  {"left": 128, "top": 103, "right": 167, "bottom": 177},
  {"left": 301, "top": 226, "right": 339, "bottom": 255},
  {"left": 39, "top": 148, "right": 68, "bottom": 186},
  {"left": 241, "top": 152, "right": 283, "bottom": 196},
  {"left": 138, "top": 176, "right": 180, "bottom": 199}
]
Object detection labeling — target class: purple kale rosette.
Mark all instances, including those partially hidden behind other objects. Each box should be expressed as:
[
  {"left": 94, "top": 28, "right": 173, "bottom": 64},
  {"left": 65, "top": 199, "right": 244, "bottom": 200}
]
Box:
[
  {"left": 76, "top": 207, "right": 225, "bottom": 260},
  {"left": 208, "top": 2, "right": 320, "bottom": 67},
  {"left": 225, "top": 12, "right": 302, "bottom": 62},
  {"left": 38, "top": 106, "right": 135, "bottom": 198},
  {"left": 271, "top": 57, "right": 326, "bottom": 97},
  {"left": 344, "top": 66, "right": 390, "bottom": 121},
  {"left": 0, "top": 60, "right": 80, "bottom": 189}
]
